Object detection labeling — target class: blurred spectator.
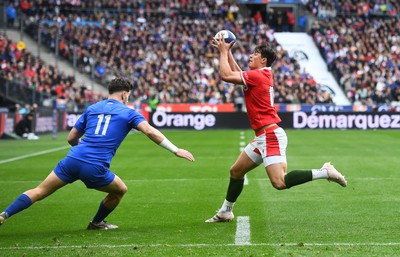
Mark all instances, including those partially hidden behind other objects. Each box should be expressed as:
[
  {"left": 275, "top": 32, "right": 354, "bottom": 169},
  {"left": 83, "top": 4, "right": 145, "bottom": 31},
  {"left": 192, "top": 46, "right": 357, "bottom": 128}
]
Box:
[
  {"left": 298, "top": 12, "right": 307, "bottom": 32},
  {"left": 14, "top": 112, "right": 39, "bottom": 140},
  {"left": 275, "top": 10, "right": 285, "bottom": 32},
  {"left": 18, "top": 104, "right": 31, "bottom": 115},
  {"left": 6, "top": 3, "right": 17, "bottom": 27},
  {"left": 286, "top": 10, "right": 295, "bottom": 32},
  {"left": 19, "top": 0, "right": 32, "bottom": 15},
  {"left": 253, "top": 11, "right": 263, "bottom": 23},
  {"left": 148, "top": 94, "right": 159, "bottom": 112},
  {"left": 95, "top": 61, "right": 107, "bottom": 80},
  {"left": 228, "top": 4, "right": 239, "bottom": 20}
]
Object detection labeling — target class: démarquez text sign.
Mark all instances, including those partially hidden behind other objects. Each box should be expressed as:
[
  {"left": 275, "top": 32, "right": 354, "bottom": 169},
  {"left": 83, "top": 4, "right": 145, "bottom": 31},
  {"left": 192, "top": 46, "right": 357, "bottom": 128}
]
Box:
[{"left": 290, "top": 112, "right": 400, "bottom": 130}]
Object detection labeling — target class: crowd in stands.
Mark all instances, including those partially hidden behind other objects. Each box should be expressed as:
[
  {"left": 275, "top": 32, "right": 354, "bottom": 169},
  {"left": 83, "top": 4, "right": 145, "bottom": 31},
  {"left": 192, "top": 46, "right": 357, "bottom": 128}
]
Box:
[
  {"left": 2, "top": 0, "right": 398, "bottom": 112},
  {"left": 0, "top": 33, "right": 102, "bottom": 112},
  {"left": 308, "top": 0, "right": 399, "bottom": 109},
  {"left": 5, "top": 0, "right": 333, "bottom": 110},
  {"left": 306, "top": 0, "right": 398, "bottom": 18}
]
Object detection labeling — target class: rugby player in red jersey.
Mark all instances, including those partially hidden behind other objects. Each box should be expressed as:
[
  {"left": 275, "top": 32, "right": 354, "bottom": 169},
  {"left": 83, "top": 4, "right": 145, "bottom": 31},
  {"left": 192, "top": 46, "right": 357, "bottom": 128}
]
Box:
[{"left": 206, "top": 34, "right": 347, "bottom": 223}]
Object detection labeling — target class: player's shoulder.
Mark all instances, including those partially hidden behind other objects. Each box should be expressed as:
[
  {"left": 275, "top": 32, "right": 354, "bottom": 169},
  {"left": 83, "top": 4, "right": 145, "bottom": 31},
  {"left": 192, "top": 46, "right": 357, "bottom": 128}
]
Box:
[
  {"left": 243, "top": 68, "right": 266, "bottom": 78},
  {"left": 86, "top": 99, "right": 138, "bottom": 116},
  {"left": 85, "top": 99, "right": 106, "bottom": 111},
  {"left": 257, "top": 67, "right": 273, "bottom": 79},
  {"left": 112, "top": 102, "right": 139, "bottom": 117},
  {"left": 258, "top": 67, "right": 272, "bottom": 73}
]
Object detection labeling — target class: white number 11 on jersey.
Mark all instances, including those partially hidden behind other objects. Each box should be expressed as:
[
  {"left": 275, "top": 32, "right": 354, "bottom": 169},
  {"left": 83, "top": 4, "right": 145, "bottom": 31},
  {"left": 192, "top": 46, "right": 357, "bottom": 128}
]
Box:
[{"left": 95, "top": 114, "right": 111, "bottom": 135}]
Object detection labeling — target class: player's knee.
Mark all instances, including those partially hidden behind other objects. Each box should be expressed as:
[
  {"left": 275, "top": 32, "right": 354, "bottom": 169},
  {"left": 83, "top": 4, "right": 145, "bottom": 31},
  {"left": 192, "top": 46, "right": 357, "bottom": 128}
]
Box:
[
  {"left": 117, "top": 183, "right": 128, "bottom": 197},
  {"left": 270, "top": 180, "right": 286, "bottom": 190},
  {"left": 114, "top": 184, "right": 127, "bottom": 198},
  {"left": 121, "top": 184, "right": 128, "bottom": 195},
  {"left": 229, "top": 166, "right": 244, "bottom": 179},
  {"left": 229, "top": 167, "right": 236, "bottom": 177}
]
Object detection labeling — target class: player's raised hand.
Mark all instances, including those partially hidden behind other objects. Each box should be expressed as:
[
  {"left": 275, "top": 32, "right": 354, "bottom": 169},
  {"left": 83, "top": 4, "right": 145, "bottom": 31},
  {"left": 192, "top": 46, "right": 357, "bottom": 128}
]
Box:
[
  {"left": 175, "top": 149, "right": 195, "bottom": 162},
  {"left": 211, "top": 33, "right": 235, "bottom": 53}
]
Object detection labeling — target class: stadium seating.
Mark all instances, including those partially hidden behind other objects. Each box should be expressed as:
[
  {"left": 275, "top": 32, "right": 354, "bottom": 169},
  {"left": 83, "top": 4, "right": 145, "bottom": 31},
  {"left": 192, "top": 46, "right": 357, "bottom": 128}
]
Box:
[
  {"left": 307, "top": 0, "right": 399, "bottom": 107},
  {"left": 2, "top": 0, "right": 398, "bottom": 109},
  {"left": 14, "top": 0, "right": 333, "bottom": 106},
  {"left": 0, "top": 33, "right": 102, "bottom": 112}
]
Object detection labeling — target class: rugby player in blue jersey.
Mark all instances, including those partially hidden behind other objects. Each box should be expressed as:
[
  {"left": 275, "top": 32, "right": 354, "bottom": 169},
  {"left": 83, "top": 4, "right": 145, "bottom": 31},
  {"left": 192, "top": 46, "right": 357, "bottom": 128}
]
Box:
[{"left": 0, "top": 77, "right": 195, "bottom": 230}]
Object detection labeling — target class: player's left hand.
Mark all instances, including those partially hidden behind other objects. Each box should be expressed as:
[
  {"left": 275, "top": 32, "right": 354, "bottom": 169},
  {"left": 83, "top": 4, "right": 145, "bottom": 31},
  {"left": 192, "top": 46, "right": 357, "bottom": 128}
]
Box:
[{"left": 175, "top": 149, "right": 195, "bottom": 162}]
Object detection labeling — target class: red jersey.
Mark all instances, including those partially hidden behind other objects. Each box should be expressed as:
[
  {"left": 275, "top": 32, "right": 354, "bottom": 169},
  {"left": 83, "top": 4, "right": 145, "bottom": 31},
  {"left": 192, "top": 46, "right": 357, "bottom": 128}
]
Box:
[{"left": 240, "top": 67, "right": 281, "bottom": 130}]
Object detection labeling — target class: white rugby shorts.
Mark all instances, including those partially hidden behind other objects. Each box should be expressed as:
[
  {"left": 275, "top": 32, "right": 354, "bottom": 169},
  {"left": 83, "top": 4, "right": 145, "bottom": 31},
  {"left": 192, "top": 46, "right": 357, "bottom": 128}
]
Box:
[{"left": 244, "top": 125, "right": 288, "bottom": 167}]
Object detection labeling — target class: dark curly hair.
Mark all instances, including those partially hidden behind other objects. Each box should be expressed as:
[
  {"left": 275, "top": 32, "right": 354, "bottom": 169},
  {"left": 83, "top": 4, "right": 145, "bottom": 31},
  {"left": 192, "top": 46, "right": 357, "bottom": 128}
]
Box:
[
  {"left": 254, "top": 44, "right": 277, "bottom": 67},
  {"left": 108, "top": 77, "right": 133, "bottom": 94}
]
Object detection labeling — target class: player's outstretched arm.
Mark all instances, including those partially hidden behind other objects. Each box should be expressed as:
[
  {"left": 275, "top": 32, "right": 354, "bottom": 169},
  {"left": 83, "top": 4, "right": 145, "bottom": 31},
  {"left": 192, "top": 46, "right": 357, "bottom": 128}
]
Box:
[{"left": 136, "top": 121, "right": 195, "bottom": 162}]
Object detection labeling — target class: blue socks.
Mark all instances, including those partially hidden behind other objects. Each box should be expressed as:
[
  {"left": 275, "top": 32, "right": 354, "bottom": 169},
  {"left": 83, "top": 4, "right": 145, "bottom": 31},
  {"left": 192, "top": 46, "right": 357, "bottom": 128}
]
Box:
[
  {"left": 4, "top": 194, "right": 33, "bottom": 217},
  {"left": 3, "top": 195, "right": 114, "bottom": 224},
  {"left": 3, "top": 195, "right": 114, "bottom": 223},
  {"left": 92, "top": 201, "right": 114, "bottom": 223}
]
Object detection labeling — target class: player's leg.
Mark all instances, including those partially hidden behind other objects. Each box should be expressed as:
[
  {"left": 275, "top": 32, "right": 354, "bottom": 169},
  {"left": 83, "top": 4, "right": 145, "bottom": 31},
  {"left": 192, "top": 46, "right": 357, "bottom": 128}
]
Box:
[
  {"left": 262, "top": 127, "right": 317, "bottom": 189},
  {"left": 268, "top": 162, "right": 347, "bottom": 189},
  {"left": 87, "top": 175, "right": 127, "bottom": 230},
  {"left": 0, "top": 171, "right": 67, "bottom": 225},
  {"left": 265, "top": 160, "right": 320, "bottom": 190},
  {"left": 224, "top": 151, "right": 259, "bottom": 207},
  {"left": 95, "top": 174, "right": 127, "bottom": 211},
  {"left": 265, "top": 162, "right": 287, "bottom": 190},
  {"left": 205, "top": 145, "right": 260, "bottom": 223},
  {"left": 263, "top": 127, "right": 346, "bottom": 189}
]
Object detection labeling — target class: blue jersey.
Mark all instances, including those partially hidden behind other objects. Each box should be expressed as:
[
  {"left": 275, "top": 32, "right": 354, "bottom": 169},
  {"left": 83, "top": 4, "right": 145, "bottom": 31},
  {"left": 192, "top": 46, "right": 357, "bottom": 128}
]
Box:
[{"left": 67, "top": 99, "right": 146, "bottom": 167}]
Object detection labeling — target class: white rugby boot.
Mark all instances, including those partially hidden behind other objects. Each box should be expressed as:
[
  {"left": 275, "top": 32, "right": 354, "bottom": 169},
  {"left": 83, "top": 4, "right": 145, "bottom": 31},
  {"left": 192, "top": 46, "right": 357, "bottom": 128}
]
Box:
[
  {"left": 87, "top": 220, "right": 119, "bottom": 230},
  {"left": 0, "top": 212, "right": 8, "bottom": 225},
  {"left": 323, "top": 162, "right": 347, "bottom": 187},
  {"left": 205, "top": 211, "right": 234, "bottom": 223}
]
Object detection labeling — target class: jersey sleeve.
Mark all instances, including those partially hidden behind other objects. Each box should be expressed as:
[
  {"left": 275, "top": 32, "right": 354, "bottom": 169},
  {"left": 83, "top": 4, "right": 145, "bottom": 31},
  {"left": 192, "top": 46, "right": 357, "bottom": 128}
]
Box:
[
  {"left": 74, "top": 110, "right": 87, "bottom": 133},
  {"left": 240, "top": 70, "right": 261, "bottom": 87},
  {"left": 128, "top": 109, "right": 147, "bottom": 129}
]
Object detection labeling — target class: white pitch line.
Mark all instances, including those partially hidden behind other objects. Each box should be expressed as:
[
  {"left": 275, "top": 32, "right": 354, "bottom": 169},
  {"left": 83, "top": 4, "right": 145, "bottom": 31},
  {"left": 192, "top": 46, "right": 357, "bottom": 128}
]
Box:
[
  {"left": 235, "top": 216, "right": 251, "bottom": 245},
  {"left": 0, "top": 146, "right": 70, "bottom": 164},
  {"left": 244, "top": 174, "right": 248, "bottom": 185},
  {"left": 2, "top": 242, "right": 400, "bottom": 250}
]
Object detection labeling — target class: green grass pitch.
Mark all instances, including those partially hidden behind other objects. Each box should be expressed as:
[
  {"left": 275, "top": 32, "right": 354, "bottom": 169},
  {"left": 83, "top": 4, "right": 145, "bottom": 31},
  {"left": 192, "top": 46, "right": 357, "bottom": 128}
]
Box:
[{"left": 0, "top": 129, "right": 399, "bottom": 256}]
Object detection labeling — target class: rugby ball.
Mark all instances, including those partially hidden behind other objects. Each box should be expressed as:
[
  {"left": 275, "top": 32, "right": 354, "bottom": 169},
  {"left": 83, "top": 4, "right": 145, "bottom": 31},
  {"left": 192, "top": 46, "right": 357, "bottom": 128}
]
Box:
[{"left": 214, "top": 30, "right": 236, "bottom": 44}]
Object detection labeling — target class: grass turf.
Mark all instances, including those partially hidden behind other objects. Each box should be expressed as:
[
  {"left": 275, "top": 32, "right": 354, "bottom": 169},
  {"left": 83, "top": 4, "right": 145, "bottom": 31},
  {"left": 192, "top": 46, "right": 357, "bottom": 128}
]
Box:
[{"left": 0, "top": 129, "right": 399, "bottom": 256}]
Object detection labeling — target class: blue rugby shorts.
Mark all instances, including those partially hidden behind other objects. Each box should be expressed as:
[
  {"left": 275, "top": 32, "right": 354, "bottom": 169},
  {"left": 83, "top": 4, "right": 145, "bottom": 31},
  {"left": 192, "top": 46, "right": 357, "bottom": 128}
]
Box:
[{"left": 54, "top": 157, "right": 115, "bottom": 189}]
